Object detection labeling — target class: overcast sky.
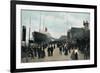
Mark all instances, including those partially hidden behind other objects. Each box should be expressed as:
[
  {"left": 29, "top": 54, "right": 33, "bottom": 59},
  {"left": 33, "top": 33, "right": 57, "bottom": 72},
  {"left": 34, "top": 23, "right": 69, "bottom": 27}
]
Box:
[{"left": 21, "top": 10, "right": 90, "bottom": 40}]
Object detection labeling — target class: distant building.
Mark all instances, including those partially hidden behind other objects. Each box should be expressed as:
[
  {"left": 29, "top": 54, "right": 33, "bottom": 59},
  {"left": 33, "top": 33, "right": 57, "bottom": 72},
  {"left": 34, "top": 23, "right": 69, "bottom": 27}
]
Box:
[
  {"left": 21, "top": 26, "right": 26, "bottom": 47},
  {"left": 22, "top": 26, "right": 26, "bottom": 41},
  {"left": 59, "top": 35, "right": 67, "bottom": 40},
  {"left": 67, "top": 21, "right": 90, "bottom": 46},
  {"left": 83, "top": 20, "right": 89, "bottom": 30}
]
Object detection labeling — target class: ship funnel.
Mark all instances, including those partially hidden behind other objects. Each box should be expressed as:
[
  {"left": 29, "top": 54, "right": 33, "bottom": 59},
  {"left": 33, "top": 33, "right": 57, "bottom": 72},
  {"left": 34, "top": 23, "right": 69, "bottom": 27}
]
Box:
[{"left": 45, "top": 27, "right": 47, "bottom": 32}]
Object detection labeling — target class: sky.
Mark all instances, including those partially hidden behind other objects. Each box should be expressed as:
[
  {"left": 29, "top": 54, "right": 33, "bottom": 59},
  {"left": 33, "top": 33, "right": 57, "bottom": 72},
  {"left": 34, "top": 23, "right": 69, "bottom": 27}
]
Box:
[{"left": 21, "top": 10, "right": 90, "bottom": 41}]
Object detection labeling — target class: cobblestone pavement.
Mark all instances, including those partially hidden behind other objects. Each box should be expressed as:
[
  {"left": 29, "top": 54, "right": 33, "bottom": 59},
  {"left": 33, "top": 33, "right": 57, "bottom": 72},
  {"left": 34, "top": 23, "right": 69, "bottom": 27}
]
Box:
[{"left": 22, "top": 47, "right": 86, "bottom": 63}]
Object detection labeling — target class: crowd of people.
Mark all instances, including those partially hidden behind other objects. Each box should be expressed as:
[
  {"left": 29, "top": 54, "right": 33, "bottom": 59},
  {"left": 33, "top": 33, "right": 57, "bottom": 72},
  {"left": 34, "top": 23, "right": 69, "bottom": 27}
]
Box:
[
  {"left": 21, "top": 41, "right": 82, "bottom": 61},
  {"left": 21, "top": 39, "right": 91, "bottom": 63}
]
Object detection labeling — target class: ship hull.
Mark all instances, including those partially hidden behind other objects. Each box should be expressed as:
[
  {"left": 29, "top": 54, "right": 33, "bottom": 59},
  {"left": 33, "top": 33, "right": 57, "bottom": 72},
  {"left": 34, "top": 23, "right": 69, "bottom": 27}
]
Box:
[{"left": 33, "top": 31, "right": 51, "bottom": 44}]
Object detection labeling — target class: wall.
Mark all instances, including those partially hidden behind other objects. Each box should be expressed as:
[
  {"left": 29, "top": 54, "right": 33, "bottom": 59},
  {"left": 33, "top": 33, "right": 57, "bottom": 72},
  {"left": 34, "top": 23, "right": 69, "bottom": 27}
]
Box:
[{"left": 0, "top": 0, "right": 99, "bottom": 73}]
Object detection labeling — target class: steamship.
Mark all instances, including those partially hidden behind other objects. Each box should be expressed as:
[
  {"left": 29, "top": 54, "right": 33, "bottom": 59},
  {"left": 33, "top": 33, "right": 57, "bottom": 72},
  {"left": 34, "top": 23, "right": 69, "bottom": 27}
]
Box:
[{"left": 33, "top": 27, "right": 53, "bottom": 44}]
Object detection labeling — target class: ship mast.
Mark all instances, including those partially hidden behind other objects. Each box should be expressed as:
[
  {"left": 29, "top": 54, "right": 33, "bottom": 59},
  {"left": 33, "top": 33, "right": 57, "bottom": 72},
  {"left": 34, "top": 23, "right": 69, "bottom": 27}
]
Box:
[
  {"left": 28, "top": 16, "right": 31, "bottom": 48},
  {"left": 39, "top": 12, "right": 46, "bottom": 32},
  {"left": 65, "top": 12, "right": 67, "bottom": 36},
  {"left": 66, "top": 12, "right": 68, "bottom": 43},
  {"left": 43, "top": 12, "right": 45, "bottom": 32},
  {"left": 39, "top": 12, "right": 42, "bottom": 32}
]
